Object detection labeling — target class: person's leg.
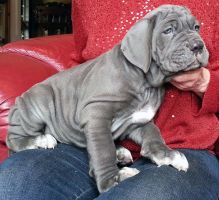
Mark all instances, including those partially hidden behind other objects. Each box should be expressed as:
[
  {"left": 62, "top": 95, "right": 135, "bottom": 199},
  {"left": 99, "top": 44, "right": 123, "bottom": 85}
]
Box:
[
  {"left": 0, "top": 144, "right": 99, "bottom": 200},
  {"left": 97, "top": 149, "right": 219, "bottom": 200}
]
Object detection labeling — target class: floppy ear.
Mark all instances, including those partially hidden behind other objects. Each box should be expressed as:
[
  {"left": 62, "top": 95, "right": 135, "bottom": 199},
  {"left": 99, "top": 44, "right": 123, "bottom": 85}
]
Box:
[{"left": 121, "top": 17, "right": 155, "bottom": 73}]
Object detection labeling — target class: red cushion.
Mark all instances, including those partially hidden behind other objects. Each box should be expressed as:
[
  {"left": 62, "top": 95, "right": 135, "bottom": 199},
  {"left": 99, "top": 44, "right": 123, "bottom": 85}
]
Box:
[{"left": 71, "top": 0, "right": 217, "bottom": 62}]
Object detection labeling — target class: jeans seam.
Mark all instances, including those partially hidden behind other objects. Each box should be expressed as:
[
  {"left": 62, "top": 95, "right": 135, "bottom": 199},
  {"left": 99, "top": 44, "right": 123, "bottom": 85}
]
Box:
[{"left": 75, "top": 187, "right": 97, "bottom": 200}]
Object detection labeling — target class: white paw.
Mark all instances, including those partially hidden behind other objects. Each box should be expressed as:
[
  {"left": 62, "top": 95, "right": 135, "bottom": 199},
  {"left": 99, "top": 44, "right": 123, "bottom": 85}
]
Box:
[
  {"left": 35, "top": 134, "right": 57, "bottom": 149},
  {"left": 116, "top": 146, "right": 133, "bottom": 166},
  {"left": 152, "top": 150, "right": 189, "bottom": 172},
  {"left": 118, "top": 167, "right": 140, "bottom": 182}
]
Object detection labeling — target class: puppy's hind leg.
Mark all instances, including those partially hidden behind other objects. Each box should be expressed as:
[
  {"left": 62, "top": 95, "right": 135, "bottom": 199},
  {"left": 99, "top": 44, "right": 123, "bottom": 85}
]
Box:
[
  {"left": 6, "top": 105, "right": 56, "bottom": 153},
  {"left": 7, "top": 134, "right": 57, "bottom": 154},
  {"left": 7, "top": 85, "right": 57, "bottom": 153}
]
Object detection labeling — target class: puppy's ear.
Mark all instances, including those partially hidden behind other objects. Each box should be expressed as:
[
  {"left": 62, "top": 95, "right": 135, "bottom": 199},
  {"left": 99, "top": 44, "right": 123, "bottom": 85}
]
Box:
[{"left": 121, "top": 16, "right": 155, "bottom": 73}]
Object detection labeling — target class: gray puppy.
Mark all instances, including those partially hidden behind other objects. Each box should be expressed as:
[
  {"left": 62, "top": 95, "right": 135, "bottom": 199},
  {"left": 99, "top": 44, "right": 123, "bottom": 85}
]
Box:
[{"left": 7, "top": 5, "right": 209, "bottom": 193}]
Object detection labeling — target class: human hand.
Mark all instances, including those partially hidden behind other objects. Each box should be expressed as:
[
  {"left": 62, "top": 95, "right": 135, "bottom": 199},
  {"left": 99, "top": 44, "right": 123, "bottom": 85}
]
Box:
[{"left": 170, "top": 68, "right": 210, "bottom": 97}]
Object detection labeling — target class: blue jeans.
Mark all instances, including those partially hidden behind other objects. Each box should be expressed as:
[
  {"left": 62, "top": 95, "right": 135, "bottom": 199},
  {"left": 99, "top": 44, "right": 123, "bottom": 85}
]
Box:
[{"left": 0, "top": 144, "right": 219, "bottom": 200}]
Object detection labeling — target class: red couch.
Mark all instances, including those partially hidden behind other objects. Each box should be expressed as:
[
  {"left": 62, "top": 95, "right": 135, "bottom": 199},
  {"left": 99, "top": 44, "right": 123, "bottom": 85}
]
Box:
[
  {"left": 1, "top": 0, "right": 218, "bottom": 162},
  {"left": 0, "top": 34, "right": 80, "bottom": 162}
]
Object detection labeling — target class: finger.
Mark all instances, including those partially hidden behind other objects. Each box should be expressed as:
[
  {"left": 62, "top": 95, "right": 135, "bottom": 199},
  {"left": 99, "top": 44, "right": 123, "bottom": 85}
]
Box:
[
  {"left": 170, "top": 81, "right": 186, "bottom": 90},
  {"left": 171, "top": 73, "right": 196, "bottom": 83},
  {"left": 171, "top": 68, "right": 202, "bottom": 82},
  {"left": 170, "top": 79, "right": 195, "bottom": 87},
  {"left": 171, "top": 80, "right": 195, "bottom": 91}
]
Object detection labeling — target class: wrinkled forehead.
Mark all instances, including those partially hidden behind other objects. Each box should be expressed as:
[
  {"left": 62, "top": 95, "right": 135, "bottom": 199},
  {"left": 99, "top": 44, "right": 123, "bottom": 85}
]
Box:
[{"left": 153, "top": 5, "right": 199, "bottom": 29}]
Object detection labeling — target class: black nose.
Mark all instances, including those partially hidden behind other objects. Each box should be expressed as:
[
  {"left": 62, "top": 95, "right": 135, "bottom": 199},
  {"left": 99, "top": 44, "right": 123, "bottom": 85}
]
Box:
[{"left": 190, "top": 40, "right": 204, "bottom": 53}]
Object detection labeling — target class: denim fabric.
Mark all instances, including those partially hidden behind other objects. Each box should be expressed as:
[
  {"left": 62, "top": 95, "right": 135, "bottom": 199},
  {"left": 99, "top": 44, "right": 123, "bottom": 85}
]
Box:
[{"left": 0, "top": 144, "right": 219, "bottom": 200}]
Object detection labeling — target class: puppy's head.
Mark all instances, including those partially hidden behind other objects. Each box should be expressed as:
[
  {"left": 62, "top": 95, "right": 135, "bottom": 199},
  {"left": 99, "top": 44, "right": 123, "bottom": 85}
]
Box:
[{"left": 121, "top": 5, "right": 209, "bottom": 76}]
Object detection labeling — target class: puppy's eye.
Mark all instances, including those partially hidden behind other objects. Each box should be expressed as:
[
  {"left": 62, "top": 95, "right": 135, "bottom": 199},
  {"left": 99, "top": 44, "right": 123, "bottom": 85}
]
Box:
[
  {"left": 163, "top": 27, "right": 174, "bottom": 34},
  {"left": 194, "top": 24, "right": 200, "bottom": 32}
]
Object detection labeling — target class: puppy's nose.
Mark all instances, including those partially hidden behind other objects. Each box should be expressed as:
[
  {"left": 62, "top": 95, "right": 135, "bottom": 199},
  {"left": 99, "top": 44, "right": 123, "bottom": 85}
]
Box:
[{"left": 190, "top": 40, "right": 204, "bottom": 53}]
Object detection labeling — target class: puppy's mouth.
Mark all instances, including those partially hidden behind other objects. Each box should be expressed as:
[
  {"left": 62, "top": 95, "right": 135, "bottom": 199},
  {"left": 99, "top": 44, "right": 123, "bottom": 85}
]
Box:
[
  {"left": 182, "top": 57, "right": 201, "bottom": 72},
  {"left": 183, "top": 51, "right": 209, "bottom": 72},
  {"left": 163, "top": 45, "right": 208, "bottom": 72},
  {"left": 196, "top": 51, "right": 209, "bottom": 66}
]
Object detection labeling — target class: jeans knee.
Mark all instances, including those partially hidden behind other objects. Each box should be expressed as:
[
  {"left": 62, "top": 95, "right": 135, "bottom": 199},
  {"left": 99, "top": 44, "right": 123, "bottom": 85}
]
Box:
[{"left": 97, "top": 162, "right": 219, "bottom": 200}]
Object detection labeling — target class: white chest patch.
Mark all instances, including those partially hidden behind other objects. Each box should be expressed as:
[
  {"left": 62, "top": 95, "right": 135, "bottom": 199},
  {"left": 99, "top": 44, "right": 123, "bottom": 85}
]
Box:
[{"left": 132, "top": 106, "right": 156, "bottom": 124}]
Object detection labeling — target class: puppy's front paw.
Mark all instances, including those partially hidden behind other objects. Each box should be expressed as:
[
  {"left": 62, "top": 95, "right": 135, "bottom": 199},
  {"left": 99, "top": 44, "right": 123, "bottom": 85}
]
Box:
[
  {"left": 116, "top": 146, "right": 133, "bottom": 166},
  {"left": 149, "top": 149, "right": 189, "bottom": 172},
  {"left": 118, "top": 167, "right": 140, "bottom": 182},
  {"left": 98, "top": 167, "right": 139, "bottom": 193},
  {"left": 35, "top": 134, "right": 57, "bottom": 149},
  {"left": 141, "top": 142, "right": 189, "bottom": 172},
  {"left": 165, "top": 150, "right": 189, "bottom": 172}
]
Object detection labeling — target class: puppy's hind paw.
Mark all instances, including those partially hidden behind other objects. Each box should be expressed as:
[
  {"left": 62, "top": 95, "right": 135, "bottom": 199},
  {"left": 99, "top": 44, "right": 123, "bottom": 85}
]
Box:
[{"left": 35, "top": 133, "right": 57, "bottom": 149}]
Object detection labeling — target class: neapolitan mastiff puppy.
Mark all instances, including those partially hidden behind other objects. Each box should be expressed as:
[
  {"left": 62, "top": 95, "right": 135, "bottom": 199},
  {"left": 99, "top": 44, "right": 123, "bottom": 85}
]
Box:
[{"left": 7, "top": 5, "right": 209, "bottom": 192}]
